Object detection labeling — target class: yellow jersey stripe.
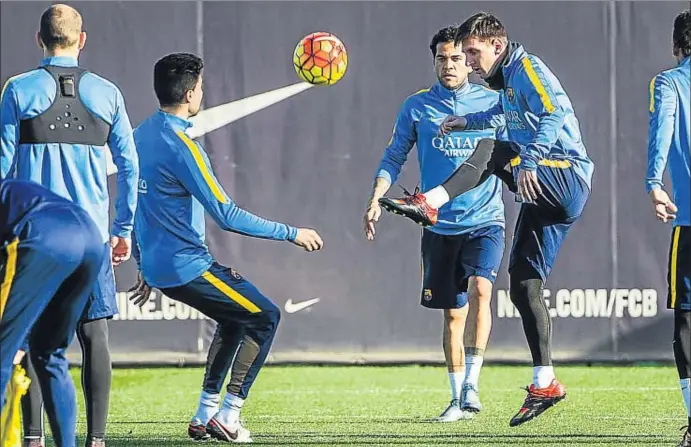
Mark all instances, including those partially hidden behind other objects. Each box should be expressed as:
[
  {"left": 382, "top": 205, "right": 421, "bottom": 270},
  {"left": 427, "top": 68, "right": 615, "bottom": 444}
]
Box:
[
  {"left": 202, "top": 271, "right": 261, "bottom": 314},
  {"left": 670, "top": 226, "right": 681, "bottom": 308},
  {"left": 649, "top": 76, "right": 657, "bottom": 113},
  {"left": 521, "top": 58, "right": 556, "bottom": 114},
  {"left": 175, "top": 131, "right": 229, "bottom": 204},
  {"left": 0, "top": 238, "right": 20, "bottom": 320},
  {"left": 0, "top": 75, "right": 20, "bottom": 103},
  {"left": 510, "top": 156, "right": 571, "bottom": 169}
]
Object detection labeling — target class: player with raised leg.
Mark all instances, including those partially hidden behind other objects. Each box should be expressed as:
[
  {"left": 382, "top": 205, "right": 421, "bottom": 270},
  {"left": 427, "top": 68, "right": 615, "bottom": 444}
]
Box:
[
  {"left": 127, "top": 53, "right": 323, "bottom": 443},
  {"left": 365, "top": 26, "right": 506, "bottom": 421},
  {"left": 645, "top": 10, "right": 691, "bottom": 447},
  {"left": 379, "top": 12, "right": 594, "bottom": 426}
]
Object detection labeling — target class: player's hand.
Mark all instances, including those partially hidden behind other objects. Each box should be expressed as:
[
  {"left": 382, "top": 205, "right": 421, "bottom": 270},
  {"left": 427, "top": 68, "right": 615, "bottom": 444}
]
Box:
[
  {"left": 13, "top": 350, "right": 26, "bottom": 365},
  {"left": 292, "top": 228, "right": 324, "bottom": 252},
  {"left": 127, "top": 271, "right": 152, "bottom": 307},
  {"left": 650, "top": 189, "right": 677, "bottom": 223},
  {"left": 110, "top": 236, "right": 131, "bottom": 266},
  {"left": 517, "top": 169, "right": 542, "bottom": 203},
  {"left": 438, "top": 115, "right": 467, "bottom": 136},
  {"left": 364, "top": 199, "right": 382, "bottom": 241}
]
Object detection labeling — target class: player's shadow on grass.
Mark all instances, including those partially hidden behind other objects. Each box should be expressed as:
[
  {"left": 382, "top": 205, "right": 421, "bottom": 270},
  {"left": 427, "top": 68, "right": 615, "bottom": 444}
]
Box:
[{"left": 96, "top": 433, "right": 673, "bottom": 446}]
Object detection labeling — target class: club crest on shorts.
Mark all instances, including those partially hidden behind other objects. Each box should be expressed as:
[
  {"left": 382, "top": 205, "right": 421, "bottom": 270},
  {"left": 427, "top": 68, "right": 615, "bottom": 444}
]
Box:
[{"left": 423, "top": 289, "right": 432, "bottom": 301}]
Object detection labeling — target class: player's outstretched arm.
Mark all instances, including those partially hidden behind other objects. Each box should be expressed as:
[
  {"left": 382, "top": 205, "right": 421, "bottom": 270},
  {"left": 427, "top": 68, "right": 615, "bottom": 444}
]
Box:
[
  {"left": 515, "top": 58, "right": 566, "bottom": 171},
  {"left": 175, "top": 131, "right": 323, "bottom": 250},
  {"left": 0, "top": 80, "right": 20, "bottom": 179},
  {"left": 646, "top": 74, "right": 678, "bottom": 223},
  {"left": 108, "top": 87, "right": 139, "bottom": 265},
  {"left": 438, "top": 101, "right": 505, "bottom": 136},
  {"left": 366, "top": 100, "right": 416, "bottom": 240}
]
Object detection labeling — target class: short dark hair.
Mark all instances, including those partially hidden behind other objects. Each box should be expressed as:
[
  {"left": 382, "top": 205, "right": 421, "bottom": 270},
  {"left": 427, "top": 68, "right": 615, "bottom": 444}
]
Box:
[
  {"left": 673, "top": 9, "right": 691, "bottom": 57},
  {"left": 455, "top": 12, "right": 508, "bottom": 45},
  {"left": 153, "top": 53, "right": 204, "bottom": 107},
  {"left": 430, "top": 26, "right": 459, "bottom": 57},
  {"left": 39, "top": 4, "right": 82, "bottom": 50}
]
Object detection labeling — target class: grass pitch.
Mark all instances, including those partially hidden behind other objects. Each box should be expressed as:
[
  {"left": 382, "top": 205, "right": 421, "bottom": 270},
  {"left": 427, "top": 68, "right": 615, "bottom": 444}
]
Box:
[{"left": 56, "top": 365, "right": 687, "bottom": 446}]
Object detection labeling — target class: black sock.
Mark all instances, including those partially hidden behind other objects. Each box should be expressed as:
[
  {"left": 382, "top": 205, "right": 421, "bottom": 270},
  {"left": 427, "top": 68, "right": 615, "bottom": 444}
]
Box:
[
  {"left": 673, "top": 310, "right": 691, "bottom": 380},
  {"left": 77, "top": 318, "right": 112, "bottom": 439},
  {"left": 509, "top": 271, "right": 552, "bottom": 366},
  {"left": 441, "top": 139, "right": 518, "bottom": 198},
  {"left": 21, "top": 354, "right": 45, "bottom": 439}
]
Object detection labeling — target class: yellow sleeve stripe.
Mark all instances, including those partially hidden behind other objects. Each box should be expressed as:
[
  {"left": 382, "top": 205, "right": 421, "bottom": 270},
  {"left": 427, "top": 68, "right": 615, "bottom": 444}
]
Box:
[
  {"left": 202, "top": 271, "right": 261, "bottom": 313},
  {"left": 175, "top": 130, "right": 229, "bottom": 204},
  {"left": 0, "top": 75, "right": 19, "bottom": 103},
  {"left": 649, "top": 76, "right": 657, "bottom": 113},
  {"left": 521, "top": 58, "right": 556, "bottom": 114},
  {"left": 670, "top": 226, "right": 681, "bottom": 308},
  {"left": 0, "top": 238, "right": 19, "bottom": 320},
  {"left": 510, "top": 156, "right": 572, "bottom": 169}
]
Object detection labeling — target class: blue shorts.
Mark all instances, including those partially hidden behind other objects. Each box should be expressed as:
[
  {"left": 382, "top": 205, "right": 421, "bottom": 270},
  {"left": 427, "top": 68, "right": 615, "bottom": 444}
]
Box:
[
  {"left": 81, "top": 242, "right": 117, "bottom": 321},
  {"left": 668, "top": 226, "right": 691, "bottom": 311},
  {"left": 420, "top": 225, "right": 505, "bottom": 309},
  {"left": 509, "top": 164, "right": 590, "bottom": 281}
]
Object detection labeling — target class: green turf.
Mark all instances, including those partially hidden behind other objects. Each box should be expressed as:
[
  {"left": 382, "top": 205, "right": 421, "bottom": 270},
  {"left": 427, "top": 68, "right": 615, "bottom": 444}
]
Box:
[{"left": 53, "top": 365, "right": 688, "bottom": 446}]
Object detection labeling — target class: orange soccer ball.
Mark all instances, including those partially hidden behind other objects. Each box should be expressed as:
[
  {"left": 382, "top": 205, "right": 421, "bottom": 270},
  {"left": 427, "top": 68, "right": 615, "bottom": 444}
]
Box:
[{"left": 293, "top": 32, "right": 348, "bottom": 86}]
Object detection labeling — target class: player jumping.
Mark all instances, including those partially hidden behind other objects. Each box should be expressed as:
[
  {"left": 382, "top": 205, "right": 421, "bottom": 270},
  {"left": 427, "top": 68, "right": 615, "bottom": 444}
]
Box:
[
  {"left": 379, "top": 12, "right": 594, "bottom": 426},
  {"left": 126, "top": 53, "right": 324, "bottom": 443},
  {"left": 1, "top": 179, "right": 107, "bottom": 447},
  {"left": 364, "top": 26, "right": 506, "bottom": 421},
  {"left": 646, "top": 10, "right": 691, "bottom": 447}
]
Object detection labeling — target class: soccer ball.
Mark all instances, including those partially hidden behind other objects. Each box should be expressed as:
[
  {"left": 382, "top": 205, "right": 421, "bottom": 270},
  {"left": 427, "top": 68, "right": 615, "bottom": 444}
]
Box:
[{"left": 293, "top": 32, "right": 348, "bottom": 86}]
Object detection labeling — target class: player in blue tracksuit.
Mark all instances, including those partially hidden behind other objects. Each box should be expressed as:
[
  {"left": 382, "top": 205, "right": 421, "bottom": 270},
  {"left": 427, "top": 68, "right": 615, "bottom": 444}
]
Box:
[
  {"left": 379, "top": 12, "right": 594, "bottom": 427},
  {"left": 1, "top": 179, "right": 107, "bottom": 447},
  {"left": 0, "top": 5, "right": 138, "bottom": 446},
  {"left": 365, "top": 26, "right": 506, "bottom": 422},
  {"left": 126, "top": 53, "right": 323, "bottom": 443},
  {"left": 645, "top": 10, "right": 691, "bottom": 447}
]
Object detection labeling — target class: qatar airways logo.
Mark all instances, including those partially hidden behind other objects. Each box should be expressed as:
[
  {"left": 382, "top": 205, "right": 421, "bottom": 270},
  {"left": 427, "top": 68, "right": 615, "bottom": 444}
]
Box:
[
  {"left": 506, "top": 110, "right": 528, "bottom": 131},
  {"left": 431, "top": 135, "right": 483, "bottom": 157}
]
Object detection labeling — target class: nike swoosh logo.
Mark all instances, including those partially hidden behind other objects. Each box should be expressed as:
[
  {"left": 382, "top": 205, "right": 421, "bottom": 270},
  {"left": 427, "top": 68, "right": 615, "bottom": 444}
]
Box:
[
  {"left": 284, "top": 297, "right": 320, "bottom": 314},
  {"left": 106, "top": 82, "right": 314, "bottom": 175}
]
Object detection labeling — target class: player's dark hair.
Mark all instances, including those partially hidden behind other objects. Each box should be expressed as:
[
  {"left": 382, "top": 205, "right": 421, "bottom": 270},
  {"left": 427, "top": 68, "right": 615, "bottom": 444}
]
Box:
[
  {"left": 153, "top": 53, "right": 204, "bottom": 107},
  {"left": 455, "top": 12, "right": 508, "bottom": 45},
  {"left": 430, "top": 26, "right": 459, "bottom": 57},
  {"left": 39, "top": 4, "right": 82, "bottom": 50},
  {"left": 673, "top": 9, "right": 691, "bottom": 57}
]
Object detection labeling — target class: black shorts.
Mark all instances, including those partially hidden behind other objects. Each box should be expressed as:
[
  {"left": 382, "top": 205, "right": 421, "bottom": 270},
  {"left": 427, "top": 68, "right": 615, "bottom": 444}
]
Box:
[
  {"left": 420, "top": 226, "right": 504, "bottom": 309},
  {"left": 668, "top": 226, "right": 691, "bottom": 311}
]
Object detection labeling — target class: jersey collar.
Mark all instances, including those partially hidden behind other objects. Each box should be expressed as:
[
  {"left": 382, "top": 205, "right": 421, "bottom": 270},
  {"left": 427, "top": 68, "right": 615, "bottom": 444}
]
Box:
[
  {"left": 433, "top": 80, "right": 471, "bottom": 100},
  {"left": 156, "top": 109, "right": 193, "bottom": 132},
  {"left": 39, "top": 56, "right": 78, "bottom": 68}
]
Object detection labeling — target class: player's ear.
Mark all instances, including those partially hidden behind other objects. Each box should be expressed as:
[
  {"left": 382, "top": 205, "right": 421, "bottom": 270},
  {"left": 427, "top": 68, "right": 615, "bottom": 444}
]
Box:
[
  {"left": 36, "top": 32, "right": 44, "bottom": 51},
  {"left": 78, "top": 32, "right": 87, "bottom": 50},
  {"left": 492, "top": 38, "right": 503, "bottom": 55}
]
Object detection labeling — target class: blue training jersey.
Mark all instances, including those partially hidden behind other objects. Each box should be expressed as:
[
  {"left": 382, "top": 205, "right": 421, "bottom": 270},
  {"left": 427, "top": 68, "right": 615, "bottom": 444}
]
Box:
[
  {"left": 0, "top": 179, "right": 76, "bottom": 243},
  {"left": 376, "top": 81, "right": 506, "bottom": 235},
  {"left": 464, "top": 44, "right": 594, "bottom": 190},
  {"left": 0, "top": 56, "right": 138, "bottom": 243},
  {"left": 133, "top": 110, "right": 298, "bottom": 289},
  {"left": 646, "top": 56, "right": 690, "bottom": 227}
]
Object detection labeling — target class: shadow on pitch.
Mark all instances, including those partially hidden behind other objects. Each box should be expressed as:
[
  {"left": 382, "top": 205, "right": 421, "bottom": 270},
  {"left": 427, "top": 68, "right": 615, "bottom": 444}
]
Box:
[{"left": 93, "top": 433, "right": 673, "bottom": 446}]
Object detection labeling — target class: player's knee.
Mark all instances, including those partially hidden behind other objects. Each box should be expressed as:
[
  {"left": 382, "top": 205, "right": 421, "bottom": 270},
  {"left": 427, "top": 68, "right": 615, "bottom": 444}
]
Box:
[
  {"left": 444, "top": 307, "right": 467, "bottom": 325},
  {"left": 78, "top": 319, "right": 109, "bottom": 352},
  {"left": 469, "top": 277, "right": 493, "bottom": 306},
  {"left": 259, "top": 302, "right": 281, "bottom": 331},
  {"left": 471, "top": 138, "right": 496, "bottom": 165}
]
